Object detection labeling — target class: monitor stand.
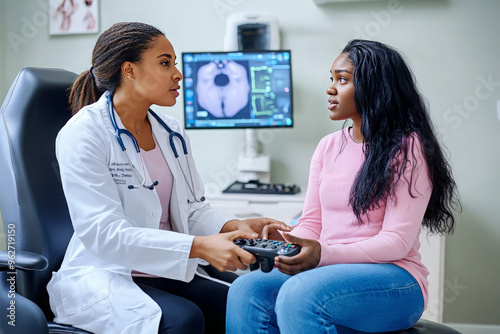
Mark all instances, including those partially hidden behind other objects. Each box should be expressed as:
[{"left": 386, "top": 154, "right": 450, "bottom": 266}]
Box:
[{"left": 237, "top": 129, "right": 271, "bottom": 183}]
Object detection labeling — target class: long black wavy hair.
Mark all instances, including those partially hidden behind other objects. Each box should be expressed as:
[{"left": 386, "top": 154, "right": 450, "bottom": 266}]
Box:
[{"left": 342, "top": 40, "right": 460, "bottom": 234}]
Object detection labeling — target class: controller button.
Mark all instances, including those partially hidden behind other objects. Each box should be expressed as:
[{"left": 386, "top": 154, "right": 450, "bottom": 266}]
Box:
[{"left": 234, "top": 238, "right": 246, "bottom": 245}]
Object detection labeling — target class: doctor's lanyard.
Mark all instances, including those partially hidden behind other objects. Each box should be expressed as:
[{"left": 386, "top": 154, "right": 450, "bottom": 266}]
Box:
[{"left": 107, "top": 93, "right": 205, "bottom": 203}]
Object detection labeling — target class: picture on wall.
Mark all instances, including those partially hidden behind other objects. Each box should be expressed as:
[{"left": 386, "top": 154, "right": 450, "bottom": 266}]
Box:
[{"left": 49, "top": 0, "right": 99, "bottom": 35}]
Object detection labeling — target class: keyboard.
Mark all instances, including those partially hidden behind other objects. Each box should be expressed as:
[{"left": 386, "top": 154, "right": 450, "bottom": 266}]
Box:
[{"left": 222, "top": 180, "right": 300, "bottom": 195}]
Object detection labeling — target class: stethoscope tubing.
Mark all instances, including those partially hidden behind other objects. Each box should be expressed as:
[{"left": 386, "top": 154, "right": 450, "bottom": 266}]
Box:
[
  {"left": 106, "top": 93, "right": 204, "bottom": 202},
  {"left": 149, "top": 111, "right": 188, "bottom": 159}
]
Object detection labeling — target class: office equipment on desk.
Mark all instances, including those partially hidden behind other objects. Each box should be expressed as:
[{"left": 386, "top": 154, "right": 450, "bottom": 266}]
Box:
[{"left": 222, "top": 180, "right": 300, "bottom": 195}]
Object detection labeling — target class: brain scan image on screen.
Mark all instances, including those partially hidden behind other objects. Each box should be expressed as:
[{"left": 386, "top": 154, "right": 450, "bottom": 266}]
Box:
[{"left": 195, "top": 60, "right": 250, "bottom": 118}]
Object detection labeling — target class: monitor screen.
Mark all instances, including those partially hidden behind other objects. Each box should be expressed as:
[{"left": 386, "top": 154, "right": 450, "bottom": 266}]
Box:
[{"left": 182, "top": 50, "right": 293, "bottom": 129}]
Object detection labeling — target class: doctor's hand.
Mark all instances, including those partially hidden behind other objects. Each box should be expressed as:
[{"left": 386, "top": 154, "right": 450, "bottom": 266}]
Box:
[
  {"left": 221, "top": 218, "right": 292, "bottom": 240},
  {"left": 274, "top": 233, "right": 321, "bottom": 275},
  {"left": 190, "top": 231, "right": 258, "bottom": 273}
]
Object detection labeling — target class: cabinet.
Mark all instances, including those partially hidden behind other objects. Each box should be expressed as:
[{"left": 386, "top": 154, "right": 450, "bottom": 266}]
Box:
[
  {"left": 207, "top": 192, "right": 445, "bottom": 322},
  {"left": 208, "top": 193, "right": 305, "bottom": 225}
]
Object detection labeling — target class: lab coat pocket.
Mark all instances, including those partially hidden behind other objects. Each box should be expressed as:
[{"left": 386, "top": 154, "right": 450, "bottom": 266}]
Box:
[{"left": 59, "top": 267, "right": 110, "bottom": 315}]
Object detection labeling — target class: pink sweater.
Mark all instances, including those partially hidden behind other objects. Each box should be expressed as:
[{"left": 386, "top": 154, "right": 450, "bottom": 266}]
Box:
[{"left": 291, "top": 128, "right": 431, "bottom": 307}]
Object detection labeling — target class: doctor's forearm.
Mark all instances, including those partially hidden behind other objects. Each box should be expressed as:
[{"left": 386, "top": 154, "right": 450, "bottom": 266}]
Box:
[{"left": 190, "top": 236, "right": 210, "bottom": 259}]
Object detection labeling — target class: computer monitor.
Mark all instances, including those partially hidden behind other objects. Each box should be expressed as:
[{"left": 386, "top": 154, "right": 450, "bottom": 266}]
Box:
[{"left": 181, "top": 50, "right": 293, "bottom": 130}]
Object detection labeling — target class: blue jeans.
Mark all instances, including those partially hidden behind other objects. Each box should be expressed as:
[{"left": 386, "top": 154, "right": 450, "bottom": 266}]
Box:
[{"left": 226, "top": 264, "right": 424, "bottom": 334}]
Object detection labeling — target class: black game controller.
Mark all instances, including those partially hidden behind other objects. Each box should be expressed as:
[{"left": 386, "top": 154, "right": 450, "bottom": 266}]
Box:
[{"left": 234, "top": 238, "right": 302, "bottom": 273}]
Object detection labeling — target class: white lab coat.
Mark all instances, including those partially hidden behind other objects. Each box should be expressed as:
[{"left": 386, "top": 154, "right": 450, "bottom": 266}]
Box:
[{"left": 47, "top": 92, "right": 235, "bottom": 333}]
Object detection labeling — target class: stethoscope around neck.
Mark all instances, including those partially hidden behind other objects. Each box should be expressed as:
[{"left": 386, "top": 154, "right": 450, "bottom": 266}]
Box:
[{"left": 107, "top": 93, "right": 205, "bottom": 203}]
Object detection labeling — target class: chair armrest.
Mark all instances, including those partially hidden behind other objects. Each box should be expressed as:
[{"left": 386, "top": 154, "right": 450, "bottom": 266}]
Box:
[{"left": 0, "top": 250, "right": 48, "bottom": 271}]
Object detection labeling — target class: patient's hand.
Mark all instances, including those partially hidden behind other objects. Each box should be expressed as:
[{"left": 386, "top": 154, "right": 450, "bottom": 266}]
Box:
[{"left": 274, "top": 233, "right": 321, "bottom": 275}]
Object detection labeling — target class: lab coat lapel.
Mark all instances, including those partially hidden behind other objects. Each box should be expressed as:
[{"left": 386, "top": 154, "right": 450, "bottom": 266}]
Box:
[{"left": 148, "top": 112, "right": 189, "bottom": 234}]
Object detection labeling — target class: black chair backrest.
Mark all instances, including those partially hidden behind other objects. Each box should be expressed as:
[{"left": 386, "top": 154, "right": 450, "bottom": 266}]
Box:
[{"left": 0, "top": 67, "right": 77, "bottom": 317}]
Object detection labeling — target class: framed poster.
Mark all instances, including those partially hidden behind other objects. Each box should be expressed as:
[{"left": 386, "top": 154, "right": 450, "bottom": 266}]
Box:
[{"left": 49, "top": 0, "right": 99, "bottom": 35}]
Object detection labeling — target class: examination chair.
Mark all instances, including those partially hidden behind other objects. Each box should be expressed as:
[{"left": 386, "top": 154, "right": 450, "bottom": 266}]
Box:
[
  {"left": 0, "top": 67, "right": 460, "bottom": 334},
  {"left": 0, "top": 67, "right": 91, "bottom": 333}
]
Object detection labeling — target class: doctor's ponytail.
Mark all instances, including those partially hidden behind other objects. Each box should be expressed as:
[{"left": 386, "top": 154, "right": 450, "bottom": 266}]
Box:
[
  {"left": 69, "top": 22, "right": 164, "bottom": 115},
  {"left": 69, "top": 69, "right": 102, "bottom": 115}
]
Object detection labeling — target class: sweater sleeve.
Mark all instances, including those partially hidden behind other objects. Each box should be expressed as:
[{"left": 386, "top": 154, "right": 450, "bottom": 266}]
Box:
[{"left": 318, "top": 136, "right": 432, "bottom": 266}]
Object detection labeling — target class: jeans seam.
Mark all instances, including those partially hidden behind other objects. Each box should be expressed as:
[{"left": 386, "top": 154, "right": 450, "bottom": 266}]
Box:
[
  {"left": 321, "top": 281, "right": 420, "bottom": 301},
  {"left": 263, "top": 306, "right": 277, "bottom": 333}
]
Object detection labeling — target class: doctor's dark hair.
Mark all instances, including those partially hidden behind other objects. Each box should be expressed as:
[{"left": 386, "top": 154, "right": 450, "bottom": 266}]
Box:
[
  {"left": 341, "top": 39, "right": 460, "bottom": 234},
  {"left": 69, "top": 22, "right": 164, "bottom": 115}
]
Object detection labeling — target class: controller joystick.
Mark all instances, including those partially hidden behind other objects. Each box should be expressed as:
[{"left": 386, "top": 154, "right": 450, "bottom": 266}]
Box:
[{"left": 234, "top": 238, "right": 301, "bottom": 273}]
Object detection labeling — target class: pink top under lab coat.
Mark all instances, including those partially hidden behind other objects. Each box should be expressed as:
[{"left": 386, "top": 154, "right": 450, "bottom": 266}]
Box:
[{"left": 132, "top": 136, "right": 174, "bottom": 278}]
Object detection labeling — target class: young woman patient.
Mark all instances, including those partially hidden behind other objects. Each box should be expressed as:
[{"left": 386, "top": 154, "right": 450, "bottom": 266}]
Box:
[{"left": 226, "top": 39, "right": 460, "bottom": 334}]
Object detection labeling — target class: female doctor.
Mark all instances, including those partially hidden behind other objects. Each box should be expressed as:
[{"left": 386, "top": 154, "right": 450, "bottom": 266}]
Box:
[{"left": 47, "top": 22, "right": 290, "bottom": 334}]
